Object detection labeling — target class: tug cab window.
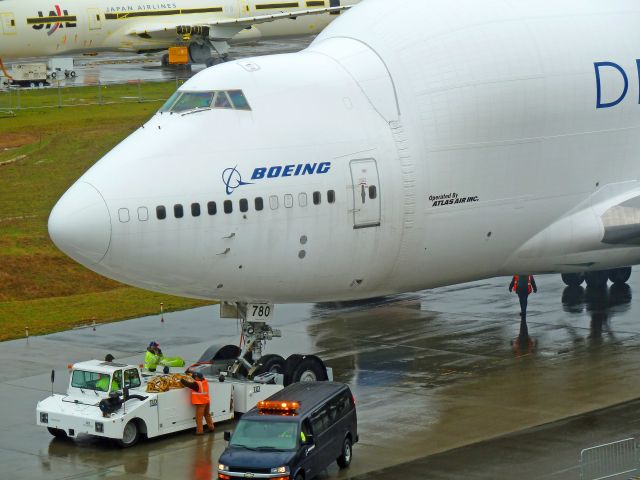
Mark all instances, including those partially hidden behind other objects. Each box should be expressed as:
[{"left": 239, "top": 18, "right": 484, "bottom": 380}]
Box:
[{"left": 160, "top": 90, "right": 252, "bottom": 113}]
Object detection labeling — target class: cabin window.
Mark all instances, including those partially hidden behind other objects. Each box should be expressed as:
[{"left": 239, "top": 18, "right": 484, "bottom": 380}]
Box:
[
  {"left": 298, "top": 193, "right": 308, "bottom": 207},
  {"left": 137, "top": 207, "right": 149, "bottom": 221},
  {"left": 207, "top": 201, "right": 217, "bottom": 215},
  {"left": 191, "top": 203, "right": 201, "bottom": 217},
  {"left": 269, "top": 195, "right": 279, "bottom": 210},
  {"left": 327, "top": 190, "right": 336, "bottom": 204},
  {"left": 174, "top": 204, "right": 184, "bottom": 218},
  {"left": 369, "top": 185, "right": 378, "bottom": 200},
  {"left": 156, "top": 206, "right": 166, "bottom": 220},
  {"left": 255, "top": 197, "right": 264, "bottom": 211},
  {"left": 240, "top": 198, "right": 248, "bottom": 213},
  {"left": 284, "top": 194, "right": 293, "bottom": 208},
  {"left": 224, "top": 200, "right": 233, "bottom": 214},
  {"left": 118, "top": 208, "right": 130, "bottom": 223},
  {"left": 313, "top": 191, "right": 321, "bottom": 205}
]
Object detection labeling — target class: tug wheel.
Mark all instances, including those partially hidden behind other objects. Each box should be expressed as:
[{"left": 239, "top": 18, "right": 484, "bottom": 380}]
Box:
[
  {"left": 116, "top": 420, "right": 140, "bottom": 448},
  {"left": 47, "top": 427, "right": 67, "bottom": 439}
]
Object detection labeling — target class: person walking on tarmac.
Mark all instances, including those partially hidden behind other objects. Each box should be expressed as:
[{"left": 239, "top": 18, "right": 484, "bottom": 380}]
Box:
[
  {"left": 181, "top": 372, "right": 214, "bottom": 435},
  {"left": 509, "top": 275, "right": 538, "bottom": 318}
]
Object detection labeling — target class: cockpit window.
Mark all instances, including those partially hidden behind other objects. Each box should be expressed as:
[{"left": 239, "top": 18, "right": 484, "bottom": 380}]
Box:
[
  {"left": 159, "top": 90, "right": 252, "bottom": 113},
  {"left": 228, "top": 90, "right": 251, "bottom": 110},
  {"left": 172, "top": 92, "right": 215, "bottom": 113},
  {"left": 159, "top": 91, "right": 181, "bottom": 112},
  {"left": 214, "top": 91, "right": 232, "bottom": 109}
]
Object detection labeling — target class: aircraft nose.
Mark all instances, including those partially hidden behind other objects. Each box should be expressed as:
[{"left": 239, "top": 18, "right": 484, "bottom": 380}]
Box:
[{"left": 48, "top": 181, "right": 111, "bottom": 265}]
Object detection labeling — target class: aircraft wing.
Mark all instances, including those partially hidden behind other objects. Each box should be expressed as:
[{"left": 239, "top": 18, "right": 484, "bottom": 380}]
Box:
[{"left": 127, "top": 6, "right": 352, "bottom": 40}]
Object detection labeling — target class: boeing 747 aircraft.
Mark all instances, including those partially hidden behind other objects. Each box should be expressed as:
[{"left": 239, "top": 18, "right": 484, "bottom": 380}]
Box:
[
  {"left": 0, "top": 0, "right": 355, "bottom": 67},
  {"left": 48, "top": 0, "right": 640, "bottom": 375}
]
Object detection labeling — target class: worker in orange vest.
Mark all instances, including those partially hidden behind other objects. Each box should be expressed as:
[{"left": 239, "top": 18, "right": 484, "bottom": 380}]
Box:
[
  {"left": 509, "top": 274, "right": 538, "bottom": 323},
  {"left": 181, "top": 371, "right": 214, "bottom": 435}
]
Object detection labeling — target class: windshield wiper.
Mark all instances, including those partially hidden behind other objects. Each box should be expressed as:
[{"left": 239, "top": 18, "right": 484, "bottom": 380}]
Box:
[
  {"left": 231, "top": 444, "right": 258, "bottom": 451},
  {"left": 181, "top": 107, "right": 211, "bottom": 116}
]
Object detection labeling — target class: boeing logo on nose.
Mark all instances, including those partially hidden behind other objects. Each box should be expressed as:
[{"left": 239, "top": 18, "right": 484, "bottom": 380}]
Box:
[{"left": 222, "top": 162, "right": 332, "bottom": 195}]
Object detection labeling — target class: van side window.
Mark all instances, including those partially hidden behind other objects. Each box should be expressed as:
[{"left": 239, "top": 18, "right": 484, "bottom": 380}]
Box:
[
  {"left": 328, "top": 391, "right": 352, "bottom": 423},
  {"left": 310, "top": 406, "right": 330, "bottom": 435}
]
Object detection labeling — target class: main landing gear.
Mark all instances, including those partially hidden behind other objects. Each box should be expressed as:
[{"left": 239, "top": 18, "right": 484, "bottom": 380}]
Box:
[
  {"left": 561, "top": 267, "right": 632, "bottom": 288},
  {"left": 196, "top": 303, "right": 329, "bottom": 386}
]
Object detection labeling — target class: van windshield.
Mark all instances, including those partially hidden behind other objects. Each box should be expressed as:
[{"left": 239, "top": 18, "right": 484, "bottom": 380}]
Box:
[{"left": 230, "top": 419, "right": 298, "bottom": 451}]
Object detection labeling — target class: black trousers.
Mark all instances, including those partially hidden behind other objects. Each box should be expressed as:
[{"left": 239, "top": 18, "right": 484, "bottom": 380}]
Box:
[{"left": 518, "top": 293, "right": 528, "bottom": 316}]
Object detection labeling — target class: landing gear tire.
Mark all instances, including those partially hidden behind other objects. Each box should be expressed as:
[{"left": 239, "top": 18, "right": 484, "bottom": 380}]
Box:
[
  {"left": 253, "top": 354, "right": 285, "bottom": 376},
  {"left": 609, "top": 267, "right": 632, "bottom": 285},
  {"left": 161, "top": 53, "right": 170, "bottom": 67},
  {"left": 561, "top": 273, "right": 584, "bottom": 287},
  {"left": 336, "top": 437, "right": 353, "bottom": 469},
  {"left": 47, "top": 427, "right": 67, "bottom": 439},
  {"left": 285, "top": 355, "right": 328, "bottom": 385},
  {"left": 205, "top": 57, "right": 218, "bottom": 68},
  {"left": 585, "top": 271, "right": 609, "bottom": 289},
  {"left": 116, "top": 420, "right": 139, "bottom": 448},
  {"left": 69, "top": 70, "right": 76, "bottom": 78},
  {"left": 294, "top": 473, "right": 304, "bottom": 480}
]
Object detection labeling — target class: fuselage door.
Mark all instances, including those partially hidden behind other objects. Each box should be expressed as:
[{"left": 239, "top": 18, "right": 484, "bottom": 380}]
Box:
[
  {"left": 350, "top": 159, "right": 381, "bottom": 229},
  {"left": 1, "top": 13, "right": 17, "bottom": 35},
  {"left": 87, "top": 8, "right": 102, "bottom": 30}
]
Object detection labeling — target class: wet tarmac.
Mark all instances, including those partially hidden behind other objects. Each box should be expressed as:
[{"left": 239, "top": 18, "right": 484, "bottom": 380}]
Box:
[
  {"left": 1, "top": 38, "right": 313, "bottom": 87},
  {"left": 2, "top": 271, "right": 640, "bottom": 479}
]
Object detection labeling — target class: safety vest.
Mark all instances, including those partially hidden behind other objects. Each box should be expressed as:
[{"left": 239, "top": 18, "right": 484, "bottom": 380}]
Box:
[
  {"left": 191, "top": 379, "right": 210, "bottom": 405},
  {"left": 144, "top": 351, "right": 159, "bottom": 371},
  {"left": 513, "top": 275, "right": 533, "bottom": 294}
]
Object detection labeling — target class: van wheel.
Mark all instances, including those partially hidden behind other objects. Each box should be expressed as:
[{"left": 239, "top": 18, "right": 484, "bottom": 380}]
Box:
[
  {"left": 116, "top": 420, "right": 139, "bottom": 448},
  {"left": 47, "top": 427, "right": 67, "bottom": 439},
  {"left": 294, "top": 473, "right": 304, "bottom": 480},
  {"left": 289, "top": 355, "right": 328, "bottom": 384},
  {"left": 337, "top": 437, "right": 352, "bottom": 469},
  {"left": 254, "top": 354, "right": 285, "bottom": 376}
]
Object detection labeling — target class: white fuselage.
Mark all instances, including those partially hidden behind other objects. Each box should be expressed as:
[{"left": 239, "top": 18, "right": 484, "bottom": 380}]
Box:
[
  {"left": 49, "top": 0, "right": 640, "bottom": 303},
  {"left": 0, "top": 0, "right": 352, "bottom": 59}
]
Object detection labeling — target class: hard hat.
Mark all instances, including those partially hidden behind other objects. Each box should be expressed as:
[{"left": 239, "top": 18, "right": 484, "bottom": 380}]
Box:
[{"left": 149, "top": 341, "right": 159, "bottom": 347}]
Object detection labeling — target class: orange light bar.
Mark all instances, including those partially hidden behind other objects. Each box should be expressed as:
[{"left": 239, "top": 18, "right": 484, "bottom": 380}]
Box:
[{"left": 257, "top": 400, "right": 300, "bottom": 413}]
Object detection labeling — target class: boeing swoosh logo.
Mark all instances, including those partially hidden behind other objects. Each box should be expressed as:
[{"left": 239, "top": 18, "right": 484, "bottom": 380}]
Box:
[{"left": 222, "top": 166, "right": 253, "bottom": 195}]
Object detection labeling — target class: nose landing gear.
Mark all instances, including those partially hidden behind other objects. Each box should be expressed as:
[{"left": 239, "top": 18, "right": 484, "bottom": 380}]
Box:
[{"left": 199, "top": 303, "right": 330, "bottom": 386}]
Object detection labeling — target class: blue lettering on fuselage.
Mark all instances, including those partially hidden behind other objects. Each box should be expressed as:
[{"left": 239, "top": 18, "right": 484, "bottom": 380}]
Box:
[
  {"left": 222, "top": 162, "right": 332, "bottom": 195},
  {"left": 251, "top": 162, "right": 331, "bottom": 180},
  {"left": 594, "top": 59, "right": 640, "bottom": 108}
]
